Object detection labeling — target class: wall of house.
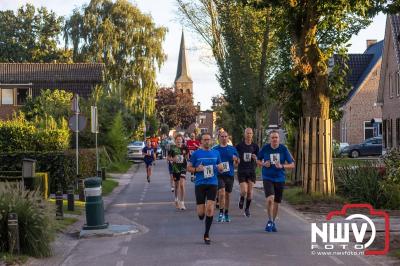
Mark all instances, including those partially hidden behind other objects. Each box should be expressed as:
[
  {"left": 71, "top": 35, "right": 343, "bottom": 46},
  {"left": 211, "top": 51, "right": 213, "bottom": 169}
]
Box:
[
  {"left": 340, "top": 62, "right": 382, "bottom": 145},
  {"left": 381, "top": 28, "right": 400, "bottom": 149}
]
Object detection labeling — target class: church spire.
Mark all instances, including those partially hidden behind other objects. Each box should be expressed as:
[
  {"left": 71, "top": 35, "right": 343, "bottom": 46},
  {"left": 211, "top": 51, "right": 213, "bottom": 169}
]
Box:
[{"left": 174, "top": 30, "right": 193, "bottom": 94}]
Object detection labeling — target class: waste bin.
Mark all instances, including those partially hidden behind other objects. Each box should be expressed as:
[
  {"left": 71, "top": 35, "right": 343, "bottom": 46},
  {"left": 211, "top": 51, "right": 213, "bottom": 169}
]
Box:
[{"left": 83, "top": 177, "right": 108, "bottom": 230}]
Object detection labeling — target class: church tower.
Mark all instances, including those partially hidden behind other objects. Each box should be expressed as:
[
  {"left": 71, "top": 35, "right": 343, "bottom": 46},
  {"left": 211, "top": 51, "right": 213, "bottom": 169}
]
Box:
[{"left": 174, "top": 30, "right": 193, "bottom": 94}]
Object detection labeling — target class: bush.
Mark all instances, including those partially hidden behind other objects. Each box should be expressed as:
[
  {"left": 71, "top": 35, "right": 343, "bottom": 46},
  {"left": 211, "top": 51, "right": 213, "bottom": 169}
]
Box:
[
  {"left": 106, "top": 112, "right": 128, "bottom": 162},
  {"left": 382, "top": 148, "right": 400, "bottom": 184},
  {"left": 335, "top": 163, "right": 384, "bottom": 207},
  {"left": 379, "top": 180, "right": 400, "bottom": 210},
  {"left": 0, "top": 182, "right": 56, "bottom": 257}
]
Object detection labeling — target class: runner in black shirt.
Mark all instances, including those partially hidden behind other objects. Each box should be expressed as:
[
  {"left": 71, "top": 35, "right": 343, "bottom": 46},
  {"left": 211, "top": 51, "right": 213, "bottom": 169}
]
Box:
[{"left": 235, "top": 128, "right": 259, "bottom": 217}]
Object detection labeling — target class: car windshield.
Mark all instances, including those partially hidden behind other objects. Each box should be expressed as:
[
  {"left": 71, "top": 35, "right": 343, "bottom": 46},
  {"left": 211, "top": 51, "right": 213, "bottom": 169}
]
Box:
[{"left": 130, "top": 141, "right": 143, "bottom": 146}]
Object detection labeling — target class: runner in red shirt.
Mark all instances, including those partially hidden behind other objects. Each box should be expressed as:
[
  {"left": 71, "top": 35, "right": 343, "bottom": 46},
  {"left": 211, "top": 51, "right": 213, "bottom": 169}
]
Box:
[{"left": 186, "top": 132, "right": 200, "bottom": 182}]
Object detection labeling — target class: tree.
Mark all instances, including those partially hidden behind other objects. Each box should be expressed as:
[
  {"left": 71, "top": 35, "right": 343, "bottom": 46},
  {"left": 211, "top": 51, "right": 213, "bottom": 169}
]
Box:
[
  {"left": 244, "top": 0, "right": 386, "bottom": 195},
  {"left": 177, "top": 0, "right": 283, "bottom": 144},
  {"left": 64, "top": 0, "right": 167, "bottom": 120},
  {"left": 155, "top": 88, "right": 198, "bottom": 129},
  {"left": 0, "top": 4, "right": 72, "bottom": 62},
  {"left": 106, "top": 112, "right": 127, "bottom": 162}
]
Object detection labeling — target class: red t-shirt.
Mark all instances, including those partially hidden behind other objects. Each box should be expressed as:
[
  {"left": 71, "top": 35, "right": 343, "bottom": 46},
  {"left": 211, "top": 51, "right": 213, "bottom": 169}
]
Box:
[{"left": 186, "top": 139, "right": 200, "bottom": 155}]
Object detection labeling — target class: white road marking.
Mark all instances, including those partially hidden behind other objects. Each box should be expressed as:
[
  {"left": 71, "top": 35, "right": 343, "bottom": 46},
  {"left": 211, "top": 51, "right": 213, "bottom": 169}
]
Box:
[
  {"left": 134, "top": 212, "right": 140, "bottom": 216},
  {"left": 120, "top": 246, "right": 128, "bottom": 256},
  {"left": 113, "top": 201, "right": 195, "bottom": 207},
  {"left": 256, "top": 203, "right": 262, "bottom": 208},
  {"left": 125, "top": 235, "right": 132, "bottom": 242},
  {"left": 222, "top": 242, "right": 230, "bottom": 248},
  {"left": 354, "top": 255, "right": 374, "bottom": 266},
  {"left": 116, "top": 261, "right": 124, "bottom": 266},
  {"left": 329, "top": 256, "right": 344, "bottom": 265}
]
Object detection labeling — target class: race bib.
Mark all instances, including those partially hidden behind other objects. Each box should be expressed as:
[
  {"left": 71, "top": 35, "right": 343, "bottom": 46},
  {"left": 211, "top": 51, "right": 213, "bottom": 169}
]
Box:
[
  {"left": 222, "top": 162, "right": 230, "bottom": 172},
  {"left": 270, "top": 153, "right": 280, "bottom": 165},
  {"left": 147, "top": 150, "right": 152, "bottom": 156},
  {"left": 243, "top": 153, "right": 252, "bottom": 162},
  {"left": 176, "top": 155, "right": 184, "bottom": 163},
  {"left": 204, "top": 165, "right": 214, "bottom": 178}
]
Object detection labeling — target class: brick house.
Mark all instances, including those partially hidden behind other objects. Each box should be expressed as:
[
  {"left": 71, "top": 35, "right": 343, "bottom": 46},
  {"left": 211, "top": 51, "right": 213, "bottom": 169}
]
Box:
[
  {"left": 376, "top": 14, "right": 400, "bottom": 150},
  {"left": 333, "top": 40, "right": 383, "bottom": 145},
  {"left": 0, "top": 63, "right": 104, "bottom": 120}
]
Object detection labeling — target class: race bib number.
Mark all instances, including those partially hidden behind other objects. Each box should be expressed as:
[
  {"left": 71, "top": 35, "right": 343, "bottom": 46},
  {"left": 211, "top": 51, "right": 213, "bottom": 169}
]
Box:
[
  {"left": 270, "top": 153, "right": 280, "bottom": 165},
  {"left": 147, "top": 150, "right": 152, "bottom": 156},
  {"left": 222, "top": 162, "right": 230, "bottom": 172},
  {"left": 176, "top": 155, "right": 184, "bottom": 163},
  {"left": 204, "top": 165, "right": 214, "bottom": 178},
  {"left": 243, "top": 153, "right": 252, "bottom": 162}
]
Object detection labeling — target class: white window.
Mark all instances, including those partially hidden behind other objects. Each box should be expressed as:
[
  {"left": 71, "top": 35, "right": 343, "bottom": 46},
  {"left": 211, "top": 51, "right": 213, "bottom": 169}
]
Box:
[
  {"left": 1, "top": 89, "right": 13, "bottom": 105},
  {"left": 364, "top": 121, "right": 374, "bottom": 140}
]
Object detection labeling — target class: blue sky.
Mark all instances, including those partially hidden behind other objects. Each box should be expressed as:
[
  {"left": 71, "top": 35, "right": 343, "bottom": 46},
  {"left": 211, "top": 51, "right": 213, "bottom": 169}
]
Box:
[{"left": 2, "top": 0, "right": 386, "bottom": 109}]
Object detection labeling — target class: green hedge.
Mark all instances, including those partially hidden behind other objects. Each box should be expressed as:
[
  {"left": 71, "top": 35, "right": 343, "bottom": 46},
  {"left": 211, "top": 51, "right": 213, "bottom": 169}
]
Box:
[{"left": 0, "top": 149, "right": 100, "bottom": 193}]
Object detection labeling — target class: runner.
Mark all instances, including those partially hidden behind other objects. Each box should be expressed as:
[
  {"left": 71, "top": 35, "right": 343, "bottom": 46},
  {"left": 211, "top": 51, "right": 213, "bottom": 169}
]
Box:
[
  {"left": 187, "top": 132, "right": 224, "bottom": 244},
  {"left": 142, "top": 139, "right": 156, "bottom": 183},
  {"left": 235, "top": 128, "right": 259, "bottom": 217},
  {"left": 213, "top": 131, "right": 239, "bottom": 223},
  {"left": 186, "top": 132, "right": 201, "bottom": 182},
  {"left": 257, "top": 130, "right": 294, "bottom": 232},
  {"left": 166, "top": 137, "right": 175, "bottom": 192},
  {"left": 168, "top": 134, "right": 189, "bottom": 210}
]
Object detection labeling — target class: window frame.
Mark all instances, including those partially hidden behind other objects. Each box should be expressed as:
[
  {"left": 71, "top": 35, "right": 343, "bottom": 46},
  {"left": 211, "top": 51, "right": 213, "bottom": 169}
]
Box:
[
  {"left": 1, "top": 88, "right": 14, "bottom": 105},
  {"left": 364, "top": 121, "right": 374, "bottom": 140}
]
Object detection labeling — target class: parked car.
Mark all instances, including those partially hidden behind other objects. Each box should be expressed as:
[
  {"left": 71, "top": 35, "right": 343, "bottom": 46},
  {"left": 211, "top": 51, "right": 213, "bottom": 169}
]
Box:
[
  {"left": 340, "top": 137, "right": 382, "bottom": 158},
  {"left": 339, "top": 142, "right": 349, "bottom": 152},
  {"left": 127, "top": 141, "right": 145, "bottom": 161}
]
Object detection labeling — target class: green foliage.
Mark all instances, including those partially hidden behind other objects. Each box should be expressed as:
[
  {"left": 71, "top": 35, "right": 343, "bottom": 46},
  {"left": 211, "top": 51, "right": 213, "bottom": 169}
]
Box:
[
  {"left": 106, "top": 112, "right": 127, "bottom": 162},
  {"left": 382, "top": 148, "right": 400, "bottom": 184},
  {"left": 21, "top": 89, "right": 73, "bottom": 121},
  {"left": 379, "top": 180, "right": 400, "bottom": 210},
  {"left": 0, "top": 182, "right": 56, "bottom": 257},
  {"left": 102, "top": 179, "right": 119, "bottom": 196},
  {"left": 64, "top": 0, "right": 166, "bottom": 118},
  {"left": 0, "top": 4, "right": 72, "bottom": 63},
  {"left": 0, "top": 114, "right": 70, "bottom": 152},
  {"left": 107, "top": 160, "right": 132, "bottom": 173},
  {"left": 332, "top": 140, "right": 341, "bottom": 158}
]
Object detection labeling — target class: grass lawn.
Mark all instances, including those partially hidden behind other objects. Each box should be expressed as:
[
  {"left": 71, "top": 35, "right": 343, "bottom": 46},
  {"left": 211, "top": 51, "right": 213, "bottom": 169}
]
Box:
[
  {"left": 0, "top": 253, "right": 29, "bottom": 265},
  {"left": 283, "top": 186, "right": 347, "bottom": 205},
  {"left": 390, "top": 249, "right": 400, "bottom": 259},
  {"left": 108, "top": 160, "right": 132, "bottom": 173},
  {"left": 54, "top": 217, "right": 79, "bottom": 232},
  {"left": 102, "top": 179, "right": 119, "bottom": 196}
]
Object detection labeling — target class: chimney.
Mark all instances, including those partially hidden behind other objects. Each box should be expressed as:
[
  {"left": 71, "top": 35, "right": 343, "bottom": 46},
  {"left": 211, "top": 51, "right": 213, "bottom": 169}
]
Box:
[{"left": 366, "top": 39, "right": 377, "bottom": 49}]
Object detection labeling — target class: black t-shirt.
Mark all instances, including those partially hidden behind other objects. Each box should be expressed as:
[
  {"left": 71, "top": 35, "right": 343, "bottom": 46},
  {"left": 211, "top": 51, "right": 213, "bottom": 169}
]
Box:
[{"left": 235, "top": 141, "right": 259, "bottom": 173}]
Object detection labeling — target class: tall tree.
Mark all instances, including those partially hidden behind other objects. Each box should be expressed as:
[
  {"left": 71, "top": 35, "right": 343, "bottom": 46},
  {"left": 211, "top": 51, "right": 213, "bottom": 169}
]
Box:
[
  {"left": 64, "top": 0, "right": 167, "bottom": 120},
  {"left": 156, "top": 88, "right": 198, "bottom": 129},
  {"left": 177, "top": 0, "right": 283, "bottom": 144},
  {"left": 0, "top": 4, "right": 72, "bottom": 62},
  {"left": 244, "top": 0, "right": 386, "bottom": 194}
]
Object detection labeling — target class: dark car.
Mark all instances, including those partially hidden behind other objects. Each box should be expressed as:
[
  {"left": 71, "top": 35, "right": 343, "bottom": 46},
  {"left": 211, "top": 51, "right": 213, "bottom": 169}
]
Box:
[{"left": 340, "top": 137, "right": 382, "bottom": 158}]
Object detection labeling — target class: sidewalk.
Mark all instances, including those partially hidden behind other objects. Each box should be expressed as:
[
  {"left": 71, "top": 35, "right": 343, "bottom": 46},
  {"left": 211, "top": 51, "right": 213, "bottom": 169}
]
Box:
[{"left": 25, "top": 164, "right": 139, "bottom": 266}]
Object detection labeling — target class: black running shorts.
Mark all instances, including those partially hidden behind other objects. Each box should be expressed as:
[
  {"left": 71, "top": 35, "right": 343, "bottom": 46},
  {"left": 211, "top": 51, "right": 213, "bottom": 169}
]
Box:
[
  {"left": 173, "top": 172, "right": 186, "bottom": 181},
  {"left": 217, "top": 175, "right": 234, "bottom": 193},
  {"left": 263, "top": 180, "right": 284, "bottom": 203},
  {"left": 195, "top": 184, "right": 218, "bottom": 205},
  {"left": 238, "top": 171, "right": 256, "bottom": 184}
]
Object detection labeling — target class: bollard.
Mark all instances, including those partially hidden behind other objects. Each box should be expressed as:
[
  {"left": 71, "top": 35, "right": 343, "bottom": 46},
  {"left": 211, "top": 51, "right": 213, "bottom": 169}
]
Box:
[
  {"left": 67, "top": 185, "right": 75, "bottom": 211},
  {"left": 56, "top": 189, "right": 64, "bottom": 220},
  {"left": 78, "top": 175, "right": 85, "bottom": 202},
  {"left": 101, "top": 167, "right": 106, "bottom": 181},
  {"left": 83, "top": 177, "right": 108, "bottom": 230},
  {"left": 96, "top": 169, "right": 102, "bottom": 179},
  {"left": 8, "top": 213, "right": 20, "bottom": 254}
]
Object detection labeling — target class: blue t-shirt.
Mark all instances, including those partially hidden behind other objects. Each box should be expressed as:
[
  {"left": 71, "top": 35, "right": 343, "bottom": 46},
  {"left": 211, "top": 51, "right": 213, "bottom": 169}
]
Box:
[
  {"left": 213, "top": 145, "right": 238, "bottom": 177},
  {"left": 257, "top": 144, "right": 294, "bottom": 182},
  {"left": 142, "top": 147, "right": 155, "bottom": 162},
  {"left": 189, "top": 149, "right": 221, "bottom": 186}
]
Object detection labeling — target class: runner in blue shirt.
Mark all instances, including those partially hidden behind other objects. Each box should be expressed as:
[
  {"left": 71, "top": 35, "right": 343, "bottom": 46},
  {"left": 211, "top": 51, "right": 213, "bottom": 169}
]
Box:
[
  {"left": 187, "top": 132, "right": 224, "bottom": 245},
  {"left": 142, "top": 140, "right": 156, "bottom": 183},
  {"left": 257, "top": 130, "right": 295, "bottom": 232},
  {"left": 213, "top": 130, "right": 239, "bottom": 223}
]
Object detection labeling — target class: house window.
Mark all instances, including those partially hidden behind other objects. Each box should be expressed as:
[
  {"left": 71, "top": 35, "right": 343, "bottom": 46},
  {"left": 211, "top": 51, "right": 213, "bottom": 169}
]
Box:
[
  {"left": 373, "top": 122, "right": 382, "bottom": 137},
  {"left": 397, "top": 72, "right": 400, "bottom": 97},
  {"left": 396, "top": 118, "right": 400, "bottom": 147},
  {"left": 16, "top": 88, "right": 29, "bottom": 105},
  {"left": 200, "top": 119, "right": 204, "bottom": 124},
  {"left": 200, "top": 128, "right": 208, "bottom": 134},
  {"left": 383, "top": 119, "right": 387, "bottom": 148},
  {"left": 1, "top": 89, "right": 13, "bottom": 105},
  {"left": 389, "top": 73, "right": 394, "bottom": 98},
  {"left": 341, "top": 121, "right": 347, "bottom": 143},
  {"left": 364, "top": 121, "right": 374, "bottom": 140}
]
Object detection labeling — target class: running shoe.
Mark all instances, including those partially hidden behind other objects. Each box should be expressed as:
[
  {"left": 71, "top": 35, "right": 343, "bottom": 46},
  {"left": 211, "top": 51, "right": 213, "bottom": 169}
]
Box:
[
  {"left": 175, "top": 199, "right": 180, "bottom": 209},
  {"left": 224, "top": 214, "right": 231, "bottom": 223},
  {"left": 244, "top": 208, "right": 250, "bottom": 217},
  {"left": 271, "top": 222, "right": 277, "bottom": 232},
  {"left": 217, "top": 212, "right": 225, "bottom": 223},
  {"left": 204, "top": 235, "right": 211, "bottom": 245},
  {"left": 265, "top": 220, "right": 273, "bottom": 232},
  {"left": 180, "top": 201, "right": 186, "bottom": 210},
  {"left": 147, "top": 176, "right": 150, "bottom": 183},
  {"left": 238, "top": 197, "right": 244, "bottom": 209},
  {"left": 171, "top": 187, "right": 174, "bottom": 192}
]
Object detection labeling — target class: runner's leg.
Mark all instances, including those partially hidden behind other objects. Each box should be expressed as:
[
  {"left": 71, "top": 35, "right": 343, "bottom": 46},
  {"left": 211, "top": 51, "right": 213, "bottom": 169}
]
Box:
[{"left": 179, "top": 176, "right": 186, "bottom": 210}]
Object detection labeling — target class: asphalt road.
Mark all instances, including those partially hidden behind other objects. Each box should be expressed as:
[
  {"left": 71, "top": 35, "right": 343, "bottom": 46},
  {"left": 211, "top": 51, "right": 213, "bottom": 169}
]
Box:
[{"left": 60, "top": 160, "right": 393, "bottom": 266}]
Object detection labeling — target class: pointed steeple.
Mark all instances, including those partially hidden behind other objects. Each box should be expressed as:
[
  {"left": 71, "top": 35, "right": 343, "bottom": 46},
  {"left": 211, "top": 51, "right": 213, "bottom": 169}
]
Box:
[{"left": 174, "top": 30, "right": 193, "bottom": 94}]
